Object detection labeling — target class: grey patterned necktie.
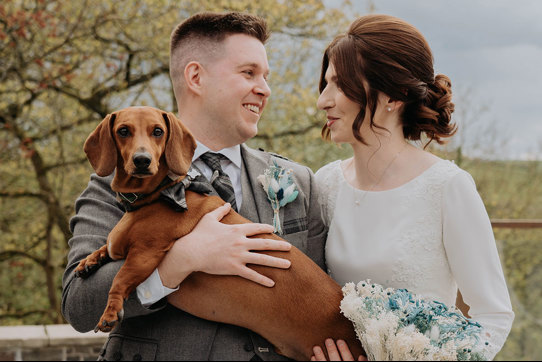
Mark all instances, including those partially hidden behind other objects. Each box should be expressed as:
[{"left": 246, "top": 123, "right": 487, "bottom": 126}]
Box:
[{"left": 199, "top": 152, "right": 238, "bottom": 212}]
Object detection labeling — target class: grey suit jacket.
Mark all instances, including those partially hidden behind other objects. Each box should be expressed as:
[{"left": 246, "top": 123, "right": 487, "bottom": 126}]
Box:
[{"left": 61, "top": 144, "right": 328, "bottom": 361}]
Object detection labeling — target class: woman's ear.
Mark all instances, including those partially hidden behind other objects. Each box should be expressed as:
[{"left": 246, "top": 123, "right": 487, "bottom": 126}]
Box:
[
  {"left": 162, "top": 112, "right": 196, "bottom": 177},
  {"left": 83, "top": 113, "right": 117, "bottom": 176},
  {"left": 184, "top": 61, "right": 204, "bottom": 96},
  {"left": 385, "top": 96, "right": 404, "bottom": 113}
]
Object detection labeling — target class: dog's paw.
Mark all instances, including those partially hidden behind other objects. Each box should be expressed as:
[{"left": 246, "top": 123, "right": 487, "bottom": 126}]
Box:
[
  {"left": 74, "top": 262, "right": 100, "bottom": 279},
  {"left": 94, "top": 308, "right": 124, "bottom": 333},
  {"left": 74, "top": 255, "right": 111, "bottom": 279}
]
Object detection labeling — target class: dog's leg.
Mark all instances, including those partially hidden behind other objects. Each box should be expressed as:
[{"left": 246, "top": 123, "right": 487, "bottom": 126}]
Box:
[
  {"left": 74, "top": 244, "right": 111, "bottom": 279},
  {"left": 95, "top": 249, "right": 167, "bottom": 332}
]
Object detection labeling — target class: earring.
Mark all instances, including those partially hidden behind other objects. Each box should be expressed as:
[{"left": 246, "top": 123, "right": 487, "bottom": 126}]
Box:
[{"left": 386, "top": 106, "right": 392, "bottom": 112}]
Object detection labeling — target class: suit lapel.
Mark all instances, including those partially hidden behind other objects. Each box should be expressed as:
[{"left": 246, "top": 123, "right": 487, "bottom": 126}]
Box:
[
  {"left": 240, "top": 144, "right": 275, "bottom": 226},
  {"left": 239, "top": 155, "right": 260, "bottom": 222}
]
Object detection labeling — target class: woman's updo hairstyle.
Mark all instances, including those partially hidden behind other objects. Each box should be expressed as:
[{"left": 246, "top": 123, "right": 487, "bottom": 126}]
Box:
[{"left": 320, "top": 14, "right": 456, "bottom": 145}]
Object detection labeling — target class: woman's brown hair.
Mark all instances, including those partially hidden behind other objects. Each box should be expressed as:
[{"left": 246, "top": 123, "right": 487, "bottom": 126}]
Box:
[{"left": 320, "top": 14, "right": 456, "bottom": 145}]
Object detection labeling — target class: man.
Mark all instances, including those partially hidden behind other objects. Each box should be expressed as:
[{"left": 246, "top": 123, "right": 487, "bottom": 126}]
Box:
[{"left": 62, "top": 12, "right": 327, "bottom": 361}]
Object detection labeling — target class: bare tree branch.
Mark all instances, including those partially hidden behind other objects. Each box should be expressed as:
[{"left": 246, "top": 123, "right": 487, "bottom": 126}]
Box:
[
  {"left": 0, "top": 191, "right": 45, "bottom": 200},
  {"left": 254, "top": 122, "right": 320, "bottom": 140},
  {"left": 0, "top": 250, "right": 44, "bottom": 266}
]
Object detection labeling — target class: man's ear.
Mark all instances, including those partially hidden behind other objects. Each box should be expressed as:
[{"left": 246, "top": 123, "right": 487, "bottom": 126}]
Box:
[
  {"left": 83, "top": 113, "right": 117, "bottom": 176},
  {"left": 184, "top": 61, "right": 204, "bottom": 96},
  {"left": 162, "top": 112, "right": 196, "bottom": 177}
]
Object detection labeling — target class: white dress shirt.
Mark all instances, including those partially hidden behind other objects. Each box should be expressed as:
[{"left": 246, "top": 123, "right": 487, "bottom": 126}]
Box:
[{"left": 136, "top": 141, "right": 243, "bottom": 306}]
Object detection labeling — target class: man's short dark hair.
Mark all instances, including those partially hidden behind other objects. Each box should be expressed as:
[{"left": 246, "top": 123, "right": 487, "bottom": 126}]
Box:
[
  {"left": 170, "top": 12, "right": 269, "bottom": 97},
  {"left": 171, "top": 12, "right": 269, "bottom": 52}
]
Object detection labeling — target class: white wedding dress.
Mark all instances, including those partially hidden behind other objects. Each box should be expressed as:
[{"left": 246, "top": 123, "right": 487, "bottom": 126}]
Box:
[{"left": 315, "top": 159, "right": 514, "bottom": 360}]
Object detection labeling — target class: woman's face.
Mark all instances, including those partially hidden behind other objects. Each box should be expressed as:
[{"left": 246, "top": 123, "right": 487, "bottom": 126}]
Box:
[{"left": 317, "top": 63, "right": 362, "bottom": 144}]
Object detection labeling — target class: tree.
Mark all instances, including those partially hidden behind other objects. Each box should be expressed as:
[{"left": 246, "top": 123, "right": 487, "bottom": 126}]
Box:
[{"left": 0, "top": 0, "right": 354, "bottom": 324}]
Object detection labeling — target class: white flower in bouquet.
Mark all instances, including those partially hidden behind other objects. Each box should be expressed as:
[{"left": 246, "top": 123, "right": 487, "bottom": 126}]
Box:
[{"left": 341, "top": 281, "right": 489, "bottom": 361}]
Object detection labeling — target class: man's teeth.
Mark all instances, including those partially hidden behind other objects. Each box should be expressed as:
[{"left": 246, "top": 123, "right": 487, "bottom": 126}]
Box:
[{"left": 243, "top": 104, "right": 260, "bottom": 113}]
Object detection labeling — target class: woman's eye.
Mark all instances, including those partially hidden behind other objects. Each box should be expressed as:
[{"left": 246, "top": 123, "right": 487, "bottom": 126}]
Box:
[
  {"left": 152, "top": 127, "right": 164, "bottom": 137},
  {"left": 117, "top": 127, "right": 130, "bottom": 137}
]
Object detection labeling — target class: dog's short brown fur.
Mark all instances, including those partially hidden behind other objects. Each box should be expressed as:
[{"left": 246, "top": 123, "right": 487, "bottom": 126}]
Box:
[{"left": 76, "top": 106, "right": 364, "bottom": 360}]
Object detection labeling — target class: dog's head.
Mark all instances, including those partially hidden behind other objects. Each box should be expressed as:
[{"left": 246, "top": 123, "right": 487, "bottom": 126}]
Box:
[{"left": 84, "top": 106, "right": 196, "bottom": 191}]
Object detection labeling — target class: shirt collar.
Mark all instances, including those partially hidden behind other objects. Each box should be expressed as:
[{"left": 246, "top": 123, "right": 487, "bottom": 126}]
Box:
[{"left": 193, "top": 141, "right": 242, "bottom": 169}]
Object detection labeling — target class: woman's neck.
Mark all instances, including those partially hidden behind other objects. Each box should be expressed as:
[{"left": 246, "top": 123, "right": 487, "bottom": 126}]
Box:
[{"left": 346, "top": 130, "right": 410, "bottom": 191}]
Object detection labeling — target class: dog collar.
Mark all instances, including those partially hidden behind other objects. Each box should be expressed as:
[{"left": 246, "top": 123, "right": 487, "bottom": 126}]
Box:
[{"left": 118, "top": 167, "right": 214, "bottom": 212}]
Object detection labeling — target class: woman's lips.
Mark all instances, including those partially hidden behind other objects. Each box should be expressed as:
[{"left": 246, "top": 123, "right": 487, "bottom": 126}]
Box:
[{"left": 327, "top": 117, "right": 338, "bottom": 128}]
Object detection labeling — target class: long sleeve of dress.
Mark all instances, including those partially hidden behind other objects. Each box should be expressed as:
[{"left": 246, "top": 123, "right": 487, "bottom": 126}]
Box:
[{"left": 442, "top": 170, "right": 515, "bottom": 359}]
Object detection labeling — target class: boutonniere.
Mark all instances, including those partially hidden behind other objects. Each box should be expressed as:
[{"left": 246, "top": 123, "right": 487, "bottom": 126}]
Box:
[{"left": 257, "top": 161, "right": 299, "bottom": 235}]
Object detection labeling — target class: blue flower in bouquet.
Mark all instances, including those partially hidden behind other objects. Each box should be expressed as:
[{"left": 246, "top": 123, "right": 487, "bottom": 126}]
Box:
[
  {"left": 340, "top": 281, "right": 489, "bottom": 361},
  {"left": 257, "top": 161, "right": 299, "bottom": 234}
]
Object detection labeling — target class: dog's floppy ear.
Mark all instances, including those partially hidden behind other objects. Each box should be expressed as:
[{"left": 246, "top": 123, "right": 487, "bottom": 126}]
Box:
[
  {"left": 83, "top": 113, "right": 117, "bottom": 176},
  {"left": 163, "top": 112, "right": 196, "bottom": 177}
]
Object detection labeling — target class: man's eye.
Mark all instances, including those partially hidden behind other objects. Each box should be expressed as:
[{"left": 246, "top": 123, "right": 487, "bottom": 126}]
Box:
[
  {"left": 117, "top": 127, "right": 130, "bottom": 137},
  {"left": 243, "top": 70, "right": 254, "bottom": 76},
  {"left": 152, "top": 127, "right": 164, "bottom": 137}
]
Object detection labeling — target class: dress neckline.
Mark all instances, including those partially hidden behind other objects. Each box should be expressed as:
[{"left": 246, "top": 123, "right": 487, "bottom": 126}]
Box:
[{"left": 337, "top": 158, "right": 448, "bottom": 194}]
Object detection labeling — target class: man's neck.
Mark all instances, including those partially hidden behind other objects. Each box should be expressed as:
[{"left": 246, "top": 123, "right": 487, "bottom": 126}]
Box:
[{"left": 178, "top": 111, "right": 239, "bottom": 151}]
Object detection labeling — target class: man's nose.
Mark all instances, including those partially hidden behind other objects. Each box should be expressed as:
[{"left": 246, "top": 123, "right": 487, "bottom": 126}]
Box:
[{"left": 255, "top": 78, "right": 271, "bottom": 98}]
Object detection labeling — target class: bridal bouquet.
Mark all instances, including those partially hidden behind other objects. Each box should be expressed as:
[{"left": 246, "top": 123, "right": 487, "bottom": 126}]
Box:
[{"left": 341, "top": 281, "right": 489, "bottom": 361}]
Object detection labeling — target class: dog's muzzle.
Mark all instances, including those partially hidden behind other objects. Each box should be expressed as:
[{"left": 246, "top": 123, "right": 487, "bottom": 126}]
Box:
[{"left": 133, "top": 151, "right": 152, "bottom": 173}]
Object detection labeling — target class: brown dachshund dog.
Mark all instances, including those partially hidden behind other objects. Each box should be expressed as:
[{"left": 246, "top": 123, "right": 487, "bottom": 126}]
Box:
[{"left": 75, "top": 106, "right": 364, "bottom": 360}]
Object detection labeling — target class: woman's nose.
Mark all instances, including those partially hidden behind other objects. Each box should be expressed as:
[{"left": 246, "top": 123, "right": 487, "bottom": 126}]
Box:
[{"left": 317, "top": 89, "right": 333, "bottom": 110}]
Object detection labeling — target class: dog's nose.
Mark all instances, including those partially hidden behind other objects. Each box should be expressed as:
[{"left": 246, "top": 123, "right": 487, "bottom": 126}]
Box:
[{"left": 133, "top": 152, "right": 152, "bottom": 169}]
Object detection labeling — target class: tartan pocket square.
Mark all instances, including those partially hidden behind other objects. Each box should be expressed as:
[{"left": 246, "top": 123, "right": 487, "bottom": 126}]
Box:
[{"left": 281, "top": 217, "right": 308, "bottom": 235}]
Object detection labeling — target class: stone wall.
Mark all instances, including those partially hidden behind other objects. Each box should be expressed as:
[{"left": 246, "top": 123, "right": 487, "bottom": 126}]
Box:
[{"left": 0, "top": 325, "right": 107, "bottom": 361}]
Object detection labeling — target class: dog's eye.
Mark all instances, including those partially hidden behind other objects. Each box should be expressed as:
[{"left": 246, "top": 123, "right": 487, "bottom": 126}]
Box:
[
  {"left": 152, "top": 127, "right": 164, "bottom": 137},
  {"left": 117, "top": 127, "right": 130, "bottom": 138}
]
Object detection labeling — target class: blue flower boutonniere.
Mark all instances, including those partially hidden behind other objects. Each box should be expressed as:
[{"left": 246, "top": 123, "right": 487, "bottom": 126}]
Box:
[{"left": 257, "top": 161, "right": 299, "bottom": 235}]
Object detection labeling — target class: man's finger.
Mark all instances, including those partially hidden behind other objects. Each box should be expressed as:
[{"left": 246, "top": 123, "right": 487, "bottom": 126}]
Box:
[
  {"left": 240, "top": 222, "right": 276, "bottom": 236},
  {"left": 206, "top": 203, "right": 232, "bottom": 221},
  {"left": 247, "top": 238, "right": 292, "bottom": 252},
  {"left": 238, "top": 267, "right": 275, "bottom": 288},
  {"left": 245, "top": 252, "right": 291, "bottom": 269}
]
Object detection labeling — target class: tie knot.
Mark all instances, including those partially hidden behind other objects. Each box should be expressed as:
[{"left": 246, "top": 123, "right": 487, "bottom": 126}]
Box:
[{"left": 199, "top": 152, "right": 227, "bottom": 172}]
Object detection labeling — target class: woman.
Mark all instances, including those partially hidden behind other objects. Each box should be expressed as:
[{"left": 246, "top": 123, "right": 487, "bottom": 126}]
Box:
[{"left": 311, "top": 14, "right": 514, "bottom": 361}]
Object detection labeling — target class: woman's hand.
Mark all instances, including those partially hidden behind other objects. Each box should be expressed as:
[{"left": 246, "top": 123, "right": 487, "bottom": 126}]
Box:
[
  {"left": 311, "top": 339, "right": 367, "bottom": 361},
  {"left": 158, "top": 203, "right": 292, "bottom": 288}
]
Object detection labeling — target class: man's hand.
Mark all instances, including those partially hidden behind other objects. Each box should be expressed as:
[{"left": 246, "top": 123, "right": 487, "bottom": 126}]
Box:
[{"left": 158, "top": 203, "right": 292, "bottom": 288}]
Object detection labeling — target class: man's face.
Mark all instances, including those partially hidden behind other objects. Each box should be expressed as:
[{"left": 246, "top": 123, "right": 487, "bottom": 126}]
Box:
[{"left": 201, "top": 33, "right": 271, "bottom": 146}]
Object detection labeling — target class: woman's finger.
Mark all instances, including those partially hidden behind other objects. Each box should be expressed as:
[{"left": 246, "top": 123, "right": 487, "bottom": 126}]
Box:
[
  {"left": 312, "top": 346, "right": 327, "bottom": 361},
  {"left": 336, "top": 340, "right": 355, "bottom": 361},
  {"left": 325, "top": 339, "right": 341, "bottom": 361}
]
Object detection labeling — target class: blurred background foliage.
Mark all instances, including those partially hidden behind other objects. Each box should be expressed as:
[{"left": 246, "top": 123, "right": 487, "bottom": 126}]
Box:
[{"left": 0, "top": 0, "right": 540, "bottom": 360}]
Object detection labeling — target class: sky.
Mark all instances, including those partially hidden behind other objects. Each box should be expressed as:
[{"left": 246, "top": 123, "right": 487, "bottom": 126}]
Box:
[{"left": 329, "top": 0, "right": 542, "bottom": 160}]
